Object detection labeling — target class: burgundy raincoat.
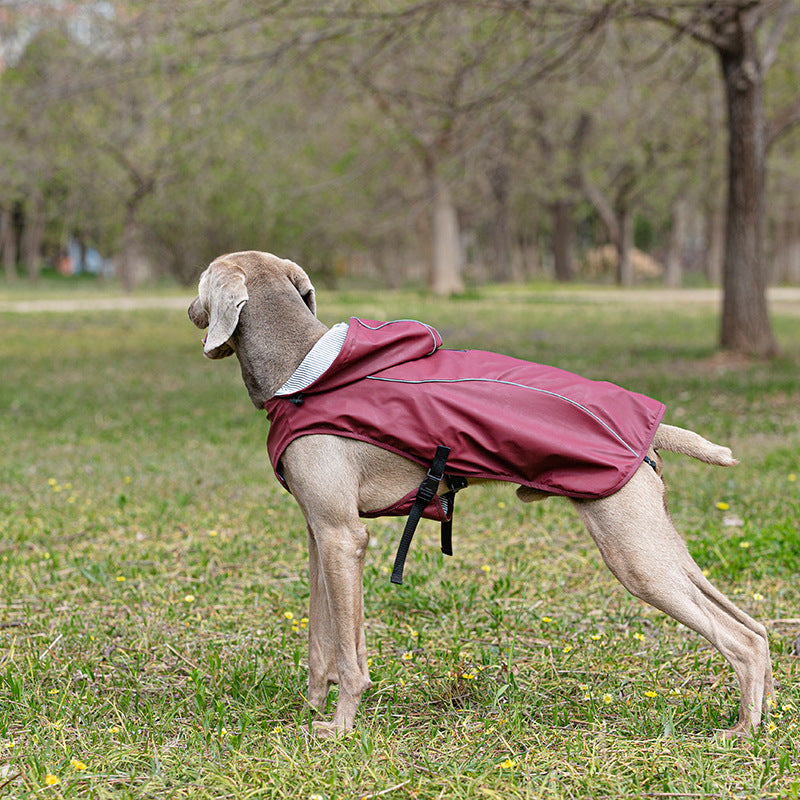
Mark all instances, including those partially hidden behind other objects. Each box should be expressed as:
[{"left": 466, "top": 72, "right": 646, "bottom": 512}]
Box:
[{"left": 264, "top": 318, "right": 665, "bottom": 519}]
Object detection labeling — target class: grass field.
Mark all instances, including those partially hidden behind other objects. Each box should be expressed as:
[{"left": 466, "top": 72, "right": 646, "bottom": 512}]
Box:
[{"left": 1, "top": 283, "right": 799, "bottom": 798}]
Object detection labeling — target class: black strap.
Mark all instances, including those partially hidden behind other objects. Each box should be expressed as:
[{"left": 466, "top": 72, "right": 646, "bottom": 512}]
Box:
[
  {"left": 439, "top": 474, "right": 468, "bottom": 557},
  {"left": 391, "top": 446, "right": 451, "bottom": 586}
]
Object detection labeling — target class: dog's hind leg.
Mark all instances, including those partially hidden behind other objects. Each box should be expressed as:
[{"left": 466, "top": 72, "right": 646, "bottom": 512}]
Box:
[{"left": 572, "top": 465, "right": 773, "bottom": 737}]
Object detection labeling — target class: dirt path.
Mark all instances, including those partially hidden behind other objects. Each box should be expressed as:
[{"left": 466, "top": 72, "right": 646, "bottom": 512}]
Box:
[
  {"left": 0, "top": 295, "right": 194, "bottom": 313},
  {"left": 1, "top": 287, "right": 799, "bottom": 314}
]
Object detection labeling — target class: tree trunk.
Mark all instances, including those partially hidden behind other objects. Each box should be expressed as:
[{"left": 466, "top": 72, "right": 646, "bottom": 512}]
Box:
[
  {"left": 429, "top": 170, "right": 464, "bottom": 296},
  {"left": 119, "top": 203, "right": 140, "bottom": 293},
  {"left": 704, "top": 203, "right": 725, "bottom": 285},
  {"left": 616, "top": 206, "right": 634, "bottom": 287},
  {"left": 551, "top": 201, "right": 574, "bottom": 283},
  {"left": 1, "top": 208, "right": 17, "bottom": 283},
  {"left": 664, "top": 197, "right": 688, "bottom": 288},
  {"left": 716, "top": 18, "right": 778, "bottom": 356},
  {"left": 22, "top": 189, "right": 45, "bottom": 282},
  {"left": 488, "top": 162, "right": 514, "bottom": 283}
]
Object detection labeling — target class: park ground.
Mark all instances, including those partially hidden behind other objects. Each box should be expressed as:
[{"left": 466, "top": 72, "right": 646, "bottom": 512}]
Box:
[{"left": 0, "top": 282, "right": 798, "bottom": 798}]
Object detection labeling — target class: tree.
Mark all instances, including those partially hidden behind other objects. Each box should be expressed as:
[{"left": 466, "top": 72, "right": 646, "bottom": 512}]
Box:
[{"left": 629, "top": 0, "right": 800, "bottom": 356}]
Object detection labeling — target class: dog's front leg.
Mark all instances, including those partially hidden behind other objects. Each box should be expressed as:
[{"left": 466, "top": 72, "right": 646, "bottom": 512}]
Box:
[
  {"left": 308, "top": 519, "right": 372, "bottom": 736},
  {"left": 307, "top": 524, "right": 338, "bottom": 712}
]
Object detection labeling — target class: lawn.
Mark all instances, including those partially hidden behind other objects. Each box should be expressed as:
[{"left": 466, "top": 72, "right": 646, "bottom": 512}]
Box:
[{"left": 0, "top": 284, "right": 798, "bottom": 798}]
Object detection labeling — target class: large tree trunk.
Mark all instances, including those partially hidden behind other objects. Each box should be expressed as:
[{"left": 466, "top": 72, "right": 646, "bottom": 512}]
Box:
[
  {"left": 716, "top": 16, "right": 778, "bottom": 356},
  {"left": 429, "top": 170, "right": 464, "bottom": 296},
  {"left": 551, "top": 201, "right": 574, "bottom": 283}
]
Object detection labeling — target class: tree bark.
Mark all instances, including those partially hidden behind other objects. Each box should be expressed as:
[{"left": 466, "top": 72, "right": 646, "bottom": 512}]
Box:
[
  {"left": 717, "top": 24, "right": 778, "bottom": 356},
  {"left": 429, "top": 170, "right": 464, "bottom": 296}
]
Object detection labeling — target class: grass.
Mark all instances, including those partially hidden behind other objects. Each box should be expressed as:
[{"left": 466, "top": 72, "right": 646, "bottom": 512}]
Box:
[{"left": 0, "top": 283, "right": 799, "bottom": 798}]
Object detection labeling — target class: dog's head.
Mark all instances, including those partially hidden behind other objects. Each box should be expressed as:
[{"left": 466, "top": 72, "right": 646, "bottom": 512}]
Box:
[{"left": 188, "top": 251, "right": 316, "bottom": 359}]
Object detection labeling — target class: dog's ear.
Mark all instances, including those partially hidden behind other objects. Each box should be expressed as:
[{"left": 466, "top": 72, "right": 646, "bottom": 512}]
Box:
[
  {"left": 286, "top": 260, "right": 316, "bottom": 316},
  {"left": 197, "top": 263, "right": 249, "bottom": 359}
]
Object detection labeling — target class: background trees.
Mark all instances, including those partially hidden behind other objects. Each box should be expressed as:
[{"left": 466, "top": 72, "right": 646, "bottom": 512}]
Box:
[{"left": 2, "top": 0, "right": 800, "bottom": 355}]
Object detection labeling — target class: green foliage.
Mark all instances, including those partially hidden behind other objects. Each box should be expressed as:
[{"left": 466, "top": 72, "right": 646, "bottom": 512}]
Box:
[{"left": 0, "top": 287, "right": 798, "bottom": 797}]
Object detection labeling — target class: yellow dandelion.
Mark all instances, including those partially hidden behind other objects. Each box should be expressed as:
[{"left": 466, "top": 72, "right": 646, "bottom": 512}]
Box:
[
  {"left": 44, "top": 774, "right": 60, "bottom": 786},
  {"left": 497, "top": 501, "right": 506, "bottom": 509},
  {"left": 542, "top": 616, "right": 553, "bottom": 623},
  {"left": 461, "top": 672, "right": 476, "bottom": 680},
  {"left": 48, "top": 478, "right": 57, "bottom": 486},
  {"left": 70, "top": 759, "right": 88, "bottom": 771},
  {"left": 284, "top": 611, "right": 294, "bottom": 620},
  {"left": 645, "top": 690, "right": 658, "bottom": 698},
  {"left": 716, "top": 502, "right": 729, "bottom": 511},
  {"left": 481, "top": 564, "right": 491, "bottom": 573},
  {"left": 499, "top": 758, "right": 517, "bottom": 769},
  {"left": 590, "top": 634, "right": 602, "bottom": 641},
  {"left": 788, "top": 473, "right": 796, "bottom": 482},
  {"left": 208, "top": 529, "right": 218, "bottom": 537},
  {"left": 116, "top": 575, "right": 126, "bottom": 582},
  {"left": 109, "top": 726, "right": 120, "bottom": 733},
  {"left": 563, "top": 644, "right": 573, "bottom": 654},
  {"left": 739, "top": 541, "right": 751, "bottom": 549},
  {"left": 124, "top": 476, "right": 132, "bottom": 484}
]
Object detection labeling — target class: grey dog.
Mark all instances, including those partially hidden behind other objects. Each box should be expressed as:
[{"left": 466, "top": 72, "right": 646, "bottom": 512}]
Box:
[{"left": 188, "top": 250, "right": 773, "bottom": 738}]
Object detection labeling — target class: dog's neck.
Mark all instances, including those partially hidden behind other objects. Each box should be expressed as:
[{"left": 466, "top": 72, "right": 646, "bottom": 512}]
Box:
[{"left": 233, "top": 288, "right": 327, "bottom": 407}]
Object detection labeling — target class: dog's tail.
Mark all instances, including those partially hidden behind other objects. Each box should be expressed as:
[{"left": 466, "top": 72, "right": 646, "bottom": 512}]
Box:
[{"left": 653, "top": 423, "right": 738, "bottom": 466}]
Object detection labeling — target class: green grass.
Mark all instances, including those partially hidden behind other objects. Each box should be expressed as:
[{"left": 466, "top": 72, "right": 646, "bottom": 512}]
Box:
[{"left": 0, "top": 285, "right": 799, "bottom": 798}]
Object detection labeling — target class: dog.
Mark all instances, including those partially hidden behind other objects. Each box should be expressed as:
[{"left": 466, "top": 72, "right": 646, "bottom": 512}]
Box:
[{"left": 188, "top": 250, "right": 773, "bottom": 738}]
